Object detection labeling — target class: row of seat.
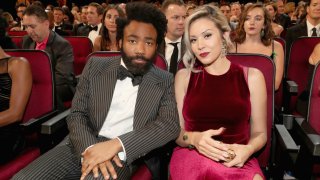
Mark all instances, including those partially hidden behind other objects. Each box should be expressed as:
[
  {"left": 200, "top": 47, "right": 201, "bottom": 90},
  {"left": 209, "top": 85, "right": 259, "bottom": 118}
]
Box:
[{"left": 2, "top": 34, "right": 320, "bottom": 178}]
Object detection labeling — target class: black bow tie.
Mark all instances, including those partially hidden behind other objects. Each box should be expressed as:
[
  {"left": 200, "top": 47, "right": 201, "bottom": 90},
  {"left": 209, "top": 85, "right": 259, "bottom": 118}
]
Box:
[
  {"left": 117, "top": 65, "right": 142, "bottom": 86},
  {"left": 89, "top": 26, "right": 98, "bottom": 31}
]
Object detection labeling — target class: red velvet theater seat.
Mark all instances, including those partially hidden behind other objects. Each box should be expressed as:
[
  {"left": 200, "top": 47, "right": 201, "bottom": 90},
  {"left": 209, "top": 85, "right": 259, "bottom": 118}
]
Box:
[
  {"left": 227, "top": 54, "right": 275, "bottom": 170},
  {"left": 0, "top": 50, "right": 56, "bottom": 180},
  {"left": 7, "top": 31, "right": 27, "bottom": 37},
  {"left": 10, "top": 36, "right": 23, "bottom": 49},
  {"left": 64, "top": 36, "right": 93, "bottom": 76}
]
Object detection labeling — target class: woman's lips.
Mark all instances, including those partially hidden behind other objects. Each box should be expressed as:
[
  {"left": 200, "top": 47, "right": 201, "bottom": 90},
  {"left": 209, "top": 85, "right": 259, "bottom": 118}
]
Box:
[{"left": 199, "top": 52, "right": 209, "bottom": 57}]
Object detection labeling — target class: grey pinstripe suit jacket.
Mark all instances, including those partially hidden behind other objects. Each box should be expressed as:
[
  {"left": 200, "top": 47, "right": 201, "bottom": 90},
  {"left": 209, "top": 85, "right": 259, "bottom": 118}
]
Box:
[{"left": 66, "top": 55, "right": 180, "bottom": 165}]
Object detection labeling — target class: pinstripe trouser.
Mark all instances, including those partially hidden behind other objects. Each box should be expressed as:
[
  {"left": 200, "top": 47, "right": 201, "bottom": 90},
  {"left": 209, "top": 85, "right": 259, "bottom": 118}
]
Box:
[{"left": 12, "top": 139, "right": 131, "bottom": 180}]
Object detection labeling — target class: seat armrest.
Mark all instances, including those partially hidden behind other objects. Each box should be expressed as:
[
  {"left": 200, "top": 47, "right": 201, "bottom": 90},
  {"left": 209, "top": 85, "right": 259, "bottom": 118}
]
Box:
[
  {"left": 275, "top": 124, "right": 300, "bottom": 151},
  {"left": 20, "top": 110, "right": 59, "bottom": 133},
  {"left": 285, "top": 80, "right": 298, "bottom": 93},
  {"left": 294, "top": 117, "right": 320, "bottom": 156},
  {"left": 41, "top": 109, "right": 70, "bottom": 135}
]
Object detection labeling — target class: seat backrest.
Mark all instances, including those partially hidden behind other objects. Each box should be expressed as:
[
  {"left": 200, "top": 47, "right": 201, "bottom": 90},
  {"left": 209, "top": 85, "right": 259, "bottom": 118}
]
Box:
[
  {"left": 287, "top": 37, "right": 320, "bottom": 111},
  {"left": 64, "top": 36, "right": 93, "bottom": 75},
  {"left": 7, "top": 31, "right": 27, "bottom": 36},
  {"left": 307, "top": 62, "right": 320, "bottom": 134},
  {"left": 10, "top": 36, "right": 23, "bottom": 49},
  {"left": 227, "top": 53, "right": 275, "bottom": 168},
  {"left": 87, "top": 51, "right": 168, "bottom": 71},
  {"left": 5, "top": 50, "right": 55, "bottom": 122}
]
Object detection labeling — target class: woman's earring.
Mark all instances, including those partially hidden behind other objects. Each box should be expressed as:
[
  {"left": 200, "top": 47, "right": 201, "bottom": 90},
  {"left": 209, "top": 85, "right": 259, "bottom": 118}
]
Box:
[
  {"left": 221, "top": 40, "right": 227, "bottom": 58},
  {"left": 260, "top": 28, "right": 265, "bottom": 38}
]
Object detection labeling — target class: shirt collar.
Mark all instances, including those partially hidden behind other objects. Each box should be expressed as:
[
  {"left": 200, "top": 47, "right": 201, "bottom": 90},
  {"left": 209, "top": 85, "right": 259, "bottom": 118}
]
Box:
[
  {"left": 36, "top": 34, "right": 49, "bottom": 46},
  {"left": 165, "top": 37, "right": 182, "bottom": 44},
  {"left": 306, "top": 19, "right": 320, "bottom": 33}
]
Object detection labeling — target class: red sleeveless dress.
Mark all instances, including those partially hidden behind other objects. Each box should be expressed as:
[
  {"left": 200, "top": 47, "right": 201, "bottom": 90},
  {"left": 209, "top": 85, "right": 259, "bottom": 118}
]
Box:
[{"left": 170, "top": 63, "right": 264, "bottom": 180}]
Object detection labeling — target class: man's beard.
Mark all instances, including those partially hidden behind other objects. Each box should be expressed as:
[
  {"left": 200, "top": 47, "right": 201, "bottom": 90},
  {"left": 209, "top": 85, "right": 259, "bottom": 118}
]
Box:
[{"left": 121, "top": 47, "right": 156, "bottom": 76}]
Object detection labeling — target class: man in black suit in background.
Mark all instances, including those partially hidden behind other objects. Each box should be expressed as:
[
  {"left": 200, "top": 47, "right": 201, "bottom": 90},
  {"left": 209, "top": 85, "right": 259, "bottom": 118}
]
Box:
[
  {"left": 13, "top": 2, "right": 180, "bottom": 180},
  {"left": 72, "top": 5, "right": 88, "bottom": 36},
  {"left": 285, "top": 0, "right": 320, "bottom": 60},
  {"left": 22, "top": 5, "right": 75, "bottom": 110}
]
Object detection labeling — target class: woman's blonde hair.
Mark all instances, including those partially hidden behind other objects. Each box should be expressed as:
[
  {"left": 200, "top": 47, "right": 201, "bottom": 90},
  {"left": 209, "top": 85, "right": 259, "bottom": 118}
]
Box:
[{"left": 183, "top": 5, "right": 231, "bottom": 71}]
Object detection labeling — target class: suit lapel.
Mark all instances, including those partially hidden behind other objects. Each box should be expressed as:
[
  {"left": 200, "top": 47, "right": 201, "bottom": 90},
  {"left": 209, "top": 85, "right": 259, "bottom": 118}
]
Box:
[
  {"left": 133, "top": 66, "right": 164, "bottom": 129},
  {"left": 92, "top": 57, "right": 121, "bottom": 130}
]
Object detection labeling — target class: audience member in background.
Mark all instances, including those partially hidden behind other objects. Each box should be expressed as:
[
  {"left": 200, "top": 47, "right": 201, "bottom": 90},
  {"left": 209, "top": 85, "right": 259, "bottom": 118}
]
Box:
[
  {"left": 186, "top": 3, "right": 197, "bottom": 17},
  {"left": 2, "top": 12, "right": 17, "bottom": 29},
  {"left": 53, "top": 7, "right": 73, "bottom": 36},
  {"left": 13, "top": 2, "right": 179, "bottom": 180},
  {"left": 265, "top": 2, "right": 284, "bottom": 36},
  {"left": 220, "top": 3, "right": 237, "bottom": 30},
  {"left": 86, "top": 3, "right": 104, "bottom": 43},
  {"left": 22, "top": 5, "right": 75, "bottom": 110},
  {"left": 0, "top": 44, "right": 32, "bottom": 164},
  {"left": 72, "top": 5, "right": 88, "bottom": 36},
  {"left": 230, "top": 1, "right": 242, "bottom": 25},
  {"left": 158, "top": 0, "right": 187, "bottom": 75},
  {"left": 71, "top": 6, "right": 81, "bottom": 25},
  {"left": 45, "top": 4, "right": 54, "bottom": 13},
  {"left": 93, "top": 5, "right": 125, "bottom": 52},
  {"left": 296, "top": 43, "right": 320, "bottom": 117},
  {"left": 284, "top": 2, "right": 296, "bottom": 20},
  {"left": 232, "top": 4, "right": 284, "bottom": 91},
  {"left": 292, "top": 4, "right": 306, "bottom": 24},
  {"left": 62, "top": 6, "right": 75, "bottom": 25},
  {"left": 0, "top": 16, "right": 17, "bottom": 49},
  {"left": 275, "top": 0, "right": 292, "bottom": 29},
  {"left": 170, "top": 5, "right": 267, "bottom": 180},
  {"left": 11, "top": 3, "right": 27, "bottom": 31},
  {"left": 286, "top": 0, "right": 320, "bottom": 61}
]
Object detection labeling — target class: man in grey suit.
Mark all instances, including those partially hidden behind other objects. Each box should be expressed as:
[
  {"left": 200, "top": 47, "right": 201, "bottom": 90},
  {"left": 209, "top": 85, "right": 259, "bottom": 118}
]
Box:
[
  {"left": 22, "top": 5, "right": 75, "bottom": 110},
  {"left": 13, "top": 2, "right": 180, "bottom": 180}
]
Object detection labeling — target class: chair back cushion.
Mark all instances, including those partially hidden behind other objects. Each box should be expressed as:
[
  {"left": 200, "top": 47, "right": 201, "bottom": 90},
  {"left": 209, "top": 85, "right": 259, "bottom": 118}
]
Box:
[
  {"left": 7, "top": 31, "right": 28, "bottom": 36},
  {"left": 10, "top": 36, "right": 23, "bottom": 49},
  {"left": 287, "top": 37, "right": 320, "bottom": 111},
  {"left": 5, "top": 50, "right": 55, "bottom": 122},
  {"left": 64, "top": 36, "right": 93, "bottom": 75},
  {"left": 227, "top": 53, "right": 275, "bottom": 168}
]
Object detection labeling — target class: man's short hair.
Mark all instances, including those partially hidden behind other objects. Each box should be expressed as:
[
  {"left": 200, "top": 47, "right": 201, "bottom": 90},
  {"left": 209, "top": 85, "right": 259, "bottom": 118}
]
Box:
[
  {"left": 116, "top": 2, "right": 167, "bottom": 46},
  {"left": 88, "top": 2, "right": 104, "bottom": 15},
  {"left": 23, "top": 5, "right": 48, "bottom": 21},
  {"left": 161, "top": 0, "right": 185, "bottom": 12},
  {"left": 53, "top": 7, "right": 65, "bottom": 14}
]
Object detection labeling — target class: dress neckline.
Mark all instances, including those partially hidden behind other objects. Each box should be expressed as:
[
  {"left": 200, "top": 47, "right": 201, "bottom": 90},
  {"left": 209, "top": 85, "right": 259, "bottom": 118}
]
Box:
[{"left": 202, "top": 63, "right": 232, "bottom": 77}]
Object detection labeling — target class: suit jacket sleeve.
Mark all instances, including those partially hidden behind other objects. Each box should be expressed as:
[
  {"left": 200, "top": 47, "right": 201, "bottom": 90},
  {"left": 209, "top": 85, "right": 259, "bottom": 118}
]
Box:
[
  {"left": 66, "top": 58, "right": 98, "bottom": 156},
  {"left": 52, "top": 36, "right": 75, "bottom": 87},
  {"left": 118, "top": 73, "right": 180, "bottom": 164}
]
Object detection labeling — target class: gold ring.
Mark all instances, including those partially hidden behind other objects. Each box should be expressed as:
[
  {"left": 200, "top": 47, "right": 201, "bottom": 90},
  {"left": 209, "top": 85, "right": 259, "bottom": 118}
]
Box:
[{"left": 225, "top": 149, "right": 236, "bottom": 162}]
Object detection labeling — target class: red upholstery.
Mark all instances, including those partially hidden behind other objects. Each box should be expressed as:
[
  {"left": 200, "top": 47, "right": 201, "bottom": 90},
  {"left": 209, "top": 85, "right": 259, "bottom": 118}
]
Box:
[
  {"left": 0, "top": 50, "right": 55, "bottom": 179},
  {"left": 64, "top": 36, "right": 93, "bottom": 75},
  {"left": 87, "top": 51, "right": 168, "bottom": 71},
  {"left": 131, "top": 164, "right": 152, "bottom": 180},
  {"left": 7, "top": 31, "right": 27, "bottom": 36},
  {"left": 6, "top": 50, "right": 55, "bottom": 122},
  {"left": 227, "top": 54, "right": 275, "bottom": 168},
  {"left": 287, "top": 37, "right": 320, "bottom": 112},
  {"left": 11, "top": 36, "right": 23, "bottom": 49},
  {"left": 307, "top": 62, "right": 320, "bottom": 134},
  {"left": 0, "top": 148, "right": 40, "bottom": 180}
]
